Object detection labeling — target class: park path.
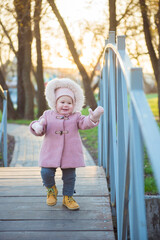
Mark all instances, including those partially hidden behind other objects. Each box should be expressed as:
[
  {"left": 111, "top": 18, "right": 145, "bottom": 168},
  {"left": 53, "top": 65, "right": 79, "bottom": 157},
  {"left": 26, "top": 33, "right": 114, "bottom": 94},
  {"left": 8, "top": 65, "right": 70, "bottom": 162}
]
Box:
[
  {"left": 7, "top": 123, "right": 95, "bottom": 167},
  {"left": 0, "top": 124, "right": 115, "bottom": 240}
]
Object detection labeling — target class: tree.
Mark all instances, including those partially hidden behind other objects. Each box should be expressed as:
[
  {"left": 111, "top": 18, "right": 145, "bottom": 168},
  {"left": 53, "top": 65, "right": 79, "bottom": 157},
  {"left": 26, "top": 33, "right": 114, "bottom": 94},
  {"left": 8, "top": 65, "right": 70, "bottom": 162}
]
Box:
[
  {"left": 1, "top": 0, "right": 46, "bottom": 119},
  {"left": 14, "top": 0, "right": 34, "bottom": 119},
  {"left": 13, "top": 0, "right": 25, "bottom": 118},
  {"left": 47, "top": 0, "right": 97, "bottom": 110},
  {"left": 34, "top": 0, "right": 47, "bottom": 117},
  {"left": 109, "top": 0, "right": 117, "bottom": 33},
  {"left": 139, "top": 0, "right": 160, "bottom": 119}
]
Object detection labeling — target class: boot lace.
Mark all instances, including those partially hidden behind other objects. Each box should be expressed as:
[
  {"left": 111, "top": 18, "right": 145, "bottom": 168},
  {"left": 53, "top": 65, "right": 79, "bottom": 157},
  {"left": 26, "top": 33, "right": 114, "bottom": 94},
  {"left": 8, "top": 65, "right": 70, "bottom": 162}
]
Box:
[
  {"left": 47, "top": 187, "right": 56, "bottom": 197},
  {"left": 68, "top": 196, "right": 75, "bottom": 202}
]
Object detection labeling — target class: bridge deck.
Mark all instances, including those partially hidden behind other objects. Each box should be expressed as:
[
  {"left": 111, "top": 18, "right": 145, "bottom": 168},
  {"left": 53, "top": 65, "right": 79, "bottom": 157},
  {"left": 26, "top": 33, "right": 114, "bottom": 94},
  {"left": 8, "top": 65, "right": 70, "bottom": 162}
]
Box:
[{"left": 0, "top": 166, "right": 115, "bottom": 240}]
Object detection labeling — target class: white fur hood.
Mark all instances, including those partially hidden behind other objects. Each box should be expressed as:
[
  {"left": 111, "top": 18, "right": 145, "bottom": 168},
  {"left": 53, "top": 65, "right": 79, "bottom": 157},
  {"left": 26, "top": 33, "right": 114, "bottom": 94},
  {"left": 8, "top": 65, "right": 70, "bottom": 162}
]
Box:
[{"left": 45, "top": 78, "right": 85, "bottom": 113}]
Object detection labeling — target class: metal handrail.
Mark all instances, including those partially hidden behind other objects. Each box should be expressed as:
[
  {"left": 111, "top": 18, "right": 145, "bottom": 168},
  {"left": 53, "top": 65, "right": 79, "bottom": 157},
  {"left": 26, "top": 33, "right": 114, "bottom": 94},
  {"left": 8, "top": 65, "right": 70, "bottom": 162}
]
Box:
[
  {"left": 0, "top": 85, "right": 7, "bottom": 99},
  {"left": 98, "top": 31, "right": 160, "bottom": 240},
  {"left": 0, "top": 84, "right": 7, "bottom": 167}
]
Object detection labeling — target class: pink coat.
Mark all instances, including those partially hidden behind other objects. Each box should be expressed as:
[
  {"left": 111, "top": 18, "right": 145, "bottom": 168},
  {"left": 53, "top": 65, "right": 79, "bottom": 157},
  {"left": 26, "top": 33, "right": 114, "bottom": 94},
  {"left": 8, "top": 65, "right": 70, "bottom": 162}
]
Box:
[{"left": 30, "top": 110, "right": 99, "bottom": 168}]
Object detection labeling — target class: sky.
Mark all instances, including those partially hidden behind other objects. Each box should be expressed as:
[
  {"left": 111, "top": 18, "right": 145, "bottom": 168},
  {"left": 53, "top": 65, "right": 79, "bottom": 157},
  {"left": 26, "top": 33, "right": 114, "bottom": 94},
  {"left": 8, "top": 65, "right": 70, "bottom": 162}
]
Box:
[{"left": 55, "top": 0, "right": 107, "bottom": 22}]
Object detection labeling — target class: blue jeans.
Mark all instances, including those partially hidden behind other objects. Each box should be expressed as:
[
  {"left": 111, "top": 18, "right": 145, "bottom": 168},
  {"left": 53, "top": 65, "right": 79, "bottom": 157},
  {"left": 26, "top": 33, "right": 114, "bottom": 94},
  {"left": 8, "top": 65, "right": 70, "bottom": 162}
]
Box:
[{"left": 41, "top": 167, "right": 76, "bottom": 196}]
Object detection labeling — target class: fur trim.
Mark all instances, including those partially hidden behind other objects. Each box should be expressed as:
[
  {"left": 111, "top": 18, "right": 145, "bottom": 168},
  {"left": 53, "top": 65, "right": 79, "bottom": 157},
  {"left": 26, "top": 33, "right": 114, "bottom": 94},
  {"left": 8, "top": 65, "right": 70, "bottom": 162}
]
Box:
[{"left": 45, "top": 78, "right": 85, "bottom": 113}]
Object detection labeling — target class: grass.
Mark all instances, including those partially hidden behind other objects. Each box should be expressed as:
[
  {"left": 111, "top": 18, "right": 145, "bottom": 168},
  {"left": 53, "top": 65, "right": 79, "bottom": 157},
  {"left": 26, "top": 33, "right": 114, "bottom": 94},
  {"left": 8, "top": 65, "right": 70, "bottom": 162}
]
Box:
[
  {"left": 8, "top": 119, "right": 31, "bottom": 125},
  {"left": 146, "top": 94, "right": 159, "bottom": 119},
  {"left": 79, "top": 108, "right": 98, "bottom": 161},
  {"left": 144, "top": 149, "right": 158, "bottom": 194},
  {"left": 144, "top": 177, "right": 158, "bottom": 195},
  {"left": 145, "top": 94, "right": 159, "bottom": 194}
]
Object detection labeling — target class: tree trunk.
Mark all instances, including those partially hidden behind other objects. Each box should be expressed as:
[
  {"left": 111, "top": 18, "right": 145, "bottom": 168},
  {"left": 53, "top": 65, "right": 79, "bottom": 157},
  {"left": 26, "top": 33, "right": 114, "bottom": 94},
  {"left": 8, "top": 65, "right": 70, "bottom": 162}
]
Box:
[
  {"left": 156, "top": 0, "right": 160, "bottom": 120},
  {"left": 21, "top": 0, "right": 34, "bottom": 119},
  {"left": 34, "top": 0, "right": 46, "bottom": 117},
  {"left": 0, "top": 68, "right": 17, "bottom": 119},
  {"left": 14, "top": 0, "right": 25, "bottom": 118},
  {"left": 109, "top": 0, "right": 117, "bottom": 34},
  {"left": 47, "top": 0, "right": 97, "bottom": 110},
  {"left": 139, "top": 0, "right": 160, "bottom": 118},
  {"left": 14, "top": 0, "right": 34, "bottom": 119},
  {"left": 17, "top": 23, "right": 25, "bottom": 118}
]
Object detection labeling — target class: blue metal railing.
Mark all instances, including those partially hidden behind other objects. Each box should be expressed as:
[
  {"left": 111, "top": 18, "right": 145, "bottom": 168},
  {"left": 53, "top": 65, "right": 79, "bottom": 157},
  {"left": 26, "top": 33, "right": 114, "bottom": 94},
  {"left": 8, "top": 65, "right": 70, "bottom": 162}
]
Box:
[
  {"left": 98, "top": 31, "right": 160, "bottom": 240},
  {"left": 0, "top": 85, "right": 7, "bottom": 167}
]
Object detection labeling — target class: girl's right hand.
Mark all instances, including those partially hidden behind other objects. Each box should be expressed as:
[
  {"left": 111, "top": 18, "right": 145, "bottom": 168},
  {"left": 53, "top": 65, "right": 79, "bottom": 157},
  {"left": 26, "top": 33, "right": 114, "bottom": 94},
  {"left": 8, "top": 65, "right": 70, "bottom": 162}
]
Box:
[
  {"left": 32, "top": 118, "right": 46, "bottom": 134},
  {"left": 89, "top": 106, "right": 104, "bottom": 123}
]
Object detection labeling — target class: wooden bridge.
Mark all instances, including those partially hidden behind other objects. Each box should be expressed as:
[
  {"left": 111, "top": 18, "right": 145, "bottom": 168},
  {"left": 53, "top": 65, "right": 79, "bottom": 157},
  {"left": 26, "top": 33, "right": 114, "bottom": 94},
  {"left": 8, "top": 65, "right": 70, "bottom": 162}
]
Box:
[{"left": 0, "top": 167, "right": 115, "bottom": 240}]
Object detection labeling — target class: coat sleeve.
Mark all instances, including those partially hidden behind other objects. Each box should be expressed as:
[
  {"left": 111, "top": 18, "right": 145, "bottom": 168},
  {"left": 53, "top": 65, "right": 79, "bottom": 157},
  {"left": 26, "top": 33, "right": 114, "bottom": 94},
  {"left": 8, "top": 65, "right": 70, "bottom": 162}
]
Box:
[
  {"left": 29, "top": 111, "right": 47, "bottom": 136},
  {"left": 77, "top": 113, "right": 99, "bottom": 130}
]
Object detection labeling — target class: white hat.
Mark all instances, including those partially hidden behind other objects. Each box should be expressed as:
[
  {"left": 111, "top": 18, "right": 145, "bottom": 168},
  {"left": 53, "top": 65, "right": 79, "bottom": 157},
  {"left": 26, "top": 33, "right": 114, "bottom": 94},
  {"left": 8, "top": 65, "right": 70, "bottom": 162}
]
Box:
[
  {"left": 55, "top": 87, "right": 75, "bottom": 102},
  {"left": 45, "top": 78, "right": 85, "bottom": 113}
]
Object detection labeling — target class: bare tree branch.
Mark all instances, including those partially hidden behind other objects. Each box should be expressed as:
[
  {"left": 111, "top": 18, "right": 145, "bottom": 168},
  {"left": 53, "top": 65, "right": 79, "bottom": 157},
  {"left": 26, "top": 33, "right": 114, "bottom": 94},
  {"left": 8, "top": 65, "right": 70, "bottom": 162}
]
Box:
[
  {"left": 117, "top": 0, "right": 138, "bottom": 26},
  {"left": 0, "top": 19, "right": 17, "bottom": 56},
  {"left": 90, "top": 47, "right": 105, "bottom": 82}
]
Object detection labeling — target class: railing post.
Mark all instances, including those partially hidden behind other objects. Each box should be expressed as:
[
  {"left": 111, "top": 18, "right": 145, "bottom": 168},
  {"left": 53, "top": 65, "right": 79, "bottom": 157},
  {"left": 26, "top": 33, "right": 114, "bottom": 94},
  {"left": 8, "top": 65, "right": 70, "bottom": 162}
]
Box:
[
  {"left": 117, "top": 35, "right": 126, "bottom": 51},
  {"left": 3, "top": 91, "right": 7, "bottom": 167},
  {"left": 98, "top": 76, "right": 104, "bottom": 166},
  {"left": 101, "top": 39, "right": 109, "bottom": 172},
  {"left": 129, "top": 68, "right": 147, "bottom": 240},
  {"left": 116, "top": 65, "right": 129, "bottom": 240},
  {"left": 108, "top": 31, "right": 116, "bottom": 206},
  {"left": 109, "top": 31, "right": 116, "bottom": 45},
  {"left": 106, "top": 31, "right": 115, "bottom": 179}
]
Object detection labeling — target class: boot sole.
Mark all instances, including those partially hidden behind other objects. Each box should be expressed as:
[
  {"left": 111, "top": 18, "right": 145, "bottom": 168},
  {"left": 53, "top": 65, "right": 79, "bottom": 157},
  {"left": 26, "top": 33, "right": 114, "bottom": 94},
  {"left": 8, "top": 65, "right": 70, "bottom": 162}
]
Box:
[
  {"left": 47, "top": 201, "right": 57, "bottom": 206},
  {"left": 63, "top": 203, "right": 80, "bottom": 210}
]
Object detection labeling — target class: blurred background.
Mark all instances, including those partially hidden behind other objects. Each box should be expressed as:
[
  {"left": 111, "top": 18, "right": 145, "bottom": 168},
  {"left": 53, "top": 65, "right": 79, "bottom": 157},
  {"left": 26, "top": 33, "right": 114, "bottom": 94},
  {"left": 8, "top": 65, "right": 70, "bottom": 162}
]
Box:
[{"left": 0, "top": 0, "right": 159, "bottom": 120}]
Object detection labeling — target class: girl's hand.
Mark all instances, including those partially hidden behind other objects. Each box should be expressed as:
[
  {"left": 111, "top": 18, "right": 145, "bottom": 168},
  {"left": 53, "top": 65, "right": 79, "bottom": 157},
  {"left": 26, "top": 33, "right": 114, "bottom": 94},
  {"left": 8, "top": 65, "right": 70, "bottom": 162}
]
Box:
[
  {"left": 89, "top": 106, "right": 104, "bottom": 123},
  {"left": 32, "top": 118, "right": 46, "bottom": 134}
]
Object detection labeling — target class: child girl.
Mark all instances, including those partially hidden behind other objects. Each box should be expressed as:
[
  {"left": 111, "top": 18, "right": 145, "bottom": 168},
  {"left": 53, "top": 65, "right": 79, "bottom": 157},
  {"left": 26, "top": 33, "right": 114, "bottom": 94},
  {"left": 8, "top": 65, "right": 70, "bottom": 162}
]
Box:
[{"left": 30, "top": 78, "right": 104, "bottom": 210}]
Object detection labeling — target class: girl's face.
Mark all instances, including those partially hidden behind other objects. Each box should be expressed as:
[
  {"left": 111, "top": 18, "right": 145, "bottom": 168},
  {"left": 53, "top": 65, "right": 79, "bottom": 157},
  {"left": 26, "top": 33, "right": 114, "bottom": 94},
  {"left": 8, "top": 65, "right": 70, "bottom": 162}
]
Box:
[{"left": 56, "top": 96, "right": 74, "bottom": 115}]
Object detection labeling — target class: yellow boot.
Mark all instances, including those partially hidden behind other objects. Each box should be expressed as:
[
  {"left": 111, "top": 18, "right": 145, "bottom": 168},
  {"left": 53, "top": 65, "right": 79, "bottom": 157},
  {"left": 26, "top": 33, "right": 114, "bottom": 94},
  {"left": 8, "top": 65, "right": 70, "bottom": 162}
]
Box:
[
  {"left": 63, "top": 196, "right": 80, "bottom": 210},
  {"left": 46, "top": 185, "right": 58, "bottom": 206}
]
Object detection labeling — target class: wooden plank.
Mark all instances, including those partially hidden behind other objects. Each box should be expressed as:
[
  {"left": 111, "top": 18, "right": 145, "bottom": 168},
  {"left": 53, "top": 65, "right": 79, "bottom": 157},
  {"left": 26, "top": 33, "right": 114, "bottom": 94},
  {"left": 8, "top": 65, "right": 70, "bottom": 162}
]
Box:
[
  {"left": 0, "top": 231, "right": 115, "bottom": 240},
  {"left": 0, "top": 174, "right": 105, "bottom": 179},
  {"left": 0, "top": 166, "right": 106, "bottom": 177},
  {"left": 0, "top": 167, "right": 41, "bottom": 171},
  {"left": 0, "top": 186, "right": 109, "bottom": 196},
  {"left": 0, "top": 219, "right": 113, "bottom": 231},
  {"left": 0, "top": 166, "right": 105, "bottom": 172},
  {"left": 0, "top": 196, "right": 109, "bottom": 203},
  {"left": 0, "top": 177, "right": 107, "bottom": 186},
  {"left": 0, "top": 208, "right": 112, "bottom": 220},
  {"left": 0, "top": 176, "right": 41, "bottom": 179},
  {"left": 0, "top": 199, "right": 111, "bottom": 212}
]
